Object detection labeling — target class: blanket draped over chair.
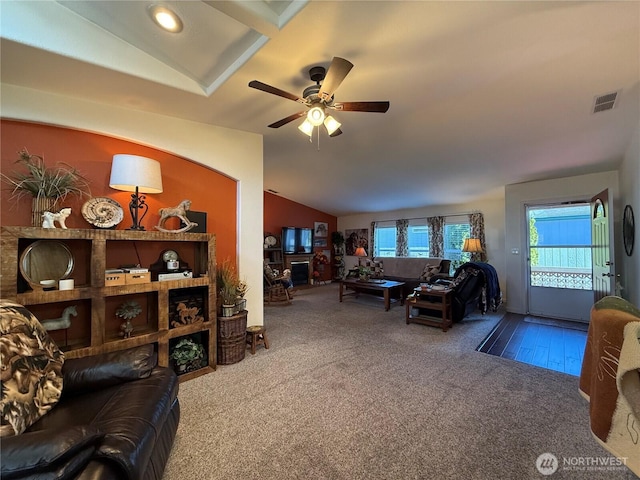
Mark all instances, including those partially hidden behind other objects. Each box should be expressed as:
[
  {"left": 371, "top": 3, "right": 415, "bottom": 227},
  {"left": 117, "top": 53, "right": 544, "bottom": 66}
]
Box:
[
  {"left": 579, "top": 296, "right": 640, "bottom": 477},
  {"left": 453, "top": 262, "right": 502, "bottom": 313}
]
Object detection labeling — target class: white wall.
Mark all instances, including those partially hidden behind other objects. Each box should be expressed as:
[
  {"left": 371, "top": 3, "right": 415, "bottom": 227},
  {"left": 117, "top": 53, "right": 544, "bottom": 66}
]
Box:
[
  {"left": 619, "top": 124, "right": 640, "bottom": 306},
  {"left": 1, "top": 84, "right": 266, "bottom": 325},
  {"left": 505, "top": 170, "right": 619, "bottom": 315},
  {"left": 338, "top": 193, "right": 507, "bottom": 300}
]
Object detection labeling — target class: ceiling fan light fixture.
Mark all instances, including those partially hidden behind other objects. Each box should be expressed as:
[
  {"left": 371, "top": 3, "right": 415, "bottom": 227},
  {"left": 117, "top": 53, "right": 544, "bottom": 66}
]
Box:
[
  {"left": 307, "top": 106, "right": 325, "bottom": 126},
  {"left": 324, "top": 115, "right": 341, "bottom": 135},
  {"left": 148, "top": 5, "right": 183, "bottom": 33},
  {"left": 298, "top": 119, "right": 314, "bottom": 137}
]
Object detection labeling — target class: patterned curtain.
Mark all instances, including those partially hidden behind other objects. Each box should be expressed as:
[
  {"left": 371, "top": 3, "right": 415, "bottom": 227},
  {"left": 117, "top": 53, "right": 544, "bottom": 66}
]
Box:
[
  {"left": 396, "top": 219, "right": 408, "bottom": 256},
  {"left": 427, "top": 216, "right": 444, "bottom": 258},
  {"left": 469, "top": 212, "right": 487, "bottom": 262},
  {"left": 370, "top": 221, "right": 376, "bottom": 258}
]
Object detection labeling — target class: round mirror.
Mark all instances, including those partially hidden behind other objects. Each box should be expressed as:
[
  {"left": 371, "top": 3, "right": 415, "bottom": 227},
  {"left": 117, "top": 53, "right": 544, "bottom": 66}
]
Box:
[{"left": 19, "top": 240, "right": 74, "bottom": 288}]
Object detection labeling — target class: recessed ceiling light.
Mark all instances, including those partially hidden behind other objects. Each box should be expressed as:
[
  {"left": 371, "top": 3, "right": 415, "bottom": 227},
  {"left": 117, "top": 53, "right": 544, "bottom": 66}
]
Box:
[{"left": 148, "top": 5, "right": 183, "bottom": 33}]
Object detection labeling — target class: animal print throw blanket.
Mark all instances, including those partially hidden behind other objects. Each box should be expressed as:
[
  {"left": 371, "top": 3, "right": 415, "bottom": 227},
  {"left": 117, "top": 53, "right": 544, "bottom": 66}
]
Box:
[
  {"left": 0, "top": 300, "right": 65, "bottom": 436},
  {"left": 579, "top": 296, "right": 640, "bottom": 476}
]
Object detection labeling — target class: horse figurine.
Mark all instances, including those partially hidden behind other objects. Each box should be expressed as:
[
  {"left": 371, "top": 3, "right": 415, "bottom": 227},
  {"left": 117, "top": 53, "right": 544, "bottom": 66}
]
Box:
[
  {"left": 154, "top": 199, "right": 198, "bottom": 233},
  {"left": 42, "top": 208, "right": 72, "bottom": 229},
  {"left": 41, "top": 305, "right": 77, "bottom": 331},
  {"left": 41, "top": 305, "right": 78, "bottom": 347}
]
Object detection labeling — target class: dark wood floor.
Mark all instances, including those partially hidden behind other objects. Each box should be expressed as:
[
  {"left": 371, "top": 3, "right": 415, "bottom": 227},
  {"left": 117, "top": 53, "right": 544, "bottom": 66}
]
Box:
[{"left": 477, "top": 312, "right": 588, "bottom": 376}]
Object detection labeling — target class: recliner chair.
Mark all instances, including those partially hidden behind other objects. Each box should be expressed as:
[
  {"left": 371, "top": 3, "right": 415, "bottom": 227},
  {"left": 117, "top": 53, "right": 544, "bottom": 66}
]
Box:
[{"left": 449, "top": 262, "right": 501, "bottom": 322}]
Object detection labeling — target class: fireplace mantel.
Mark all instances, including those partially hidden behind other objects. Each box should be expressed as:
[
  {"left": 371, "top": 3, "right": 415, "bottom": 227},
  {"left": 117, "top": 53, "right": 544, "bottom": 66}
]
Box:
[{"left": 284, "top": 254, "right": 313, "bottom": 286}]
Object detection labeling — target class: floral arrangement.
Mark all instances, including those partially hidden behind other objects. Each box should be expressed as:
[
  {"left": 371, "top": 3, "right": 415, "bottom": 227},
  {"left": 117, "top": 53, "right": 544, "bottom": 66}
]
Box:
[{"left": 313, "top": 251, "right": 329, "bottom": 267}]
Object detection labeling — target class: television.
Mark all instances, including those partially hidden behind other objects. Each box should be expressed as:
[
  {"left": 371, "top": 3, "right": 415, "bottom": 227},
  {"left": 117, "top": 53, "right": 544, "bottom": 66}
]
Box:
[{"left": 282, "top": 227, "right": 313, "bottom": 254}]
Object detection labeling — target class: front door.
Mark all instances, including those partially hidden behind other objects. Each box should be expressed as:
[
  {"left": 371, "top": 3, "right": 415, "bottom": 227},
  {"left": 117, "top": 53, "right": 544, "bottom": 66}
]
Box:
[
  {"left": 527, "top": 203, "right": 593, "bottom": 322},
  {"left": 591, "top": 189, "right": 614, "bottom": 301}
]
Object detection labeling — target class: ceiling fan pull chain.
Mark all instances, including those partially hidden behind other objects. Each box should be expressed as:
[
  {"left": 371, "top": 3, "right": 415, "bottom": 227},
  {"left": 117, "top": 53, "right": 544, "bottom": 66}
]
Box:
[{"left": 317, "top": 127, "right": 321, "bottom": 151}]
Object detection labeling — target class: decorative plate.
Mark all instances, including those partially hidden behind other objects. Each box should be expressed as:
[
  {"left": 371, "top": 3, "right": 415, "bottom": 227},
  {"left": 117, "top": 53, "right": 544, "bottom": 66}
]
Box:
[{"left": 82, "top": 197, "right": 124, "bottom": 229}]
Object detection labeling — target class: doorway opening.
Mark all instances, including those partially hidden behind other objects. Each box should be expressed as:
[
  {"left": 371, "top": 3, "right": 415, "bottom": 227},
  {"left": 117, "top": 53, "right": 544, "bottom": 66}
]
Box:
[{"left": 527, "top": 203, "right": 593, "bottom": 322}]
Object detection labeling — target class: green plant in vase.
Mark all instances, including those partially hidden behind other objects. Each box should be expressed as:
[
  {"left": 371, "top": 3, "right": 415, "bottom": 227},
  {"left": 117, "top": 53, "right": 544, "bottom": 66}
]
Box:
[
  {"left": 356, "top": 265, "right": 372, "bottom": 281},
  {"left": 216, "top": 258, "right": 239, "bottom": 315},
  {"left": 1, "top": 148, "right": 91, "bottom": 226},
  {"left": 331, "top": 231, "right": 345, "bottom": 254}
]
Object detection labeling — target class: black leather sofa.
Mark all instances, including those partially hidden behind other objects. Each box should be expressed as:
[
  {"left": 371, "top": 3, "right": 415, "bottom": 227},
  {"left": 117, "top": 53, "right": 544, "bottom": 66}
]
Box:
[{"left": 1, "top": 344, "right": 179, "bottom": 480}]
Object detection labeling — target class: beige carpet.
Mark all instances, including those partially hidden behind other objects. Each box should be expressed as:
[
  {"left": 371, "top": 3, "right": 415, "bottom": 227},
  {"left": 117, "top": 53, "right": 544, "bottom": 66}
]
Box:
[{"left": 164, "top": 284, "right": 636, "bottom": 480}]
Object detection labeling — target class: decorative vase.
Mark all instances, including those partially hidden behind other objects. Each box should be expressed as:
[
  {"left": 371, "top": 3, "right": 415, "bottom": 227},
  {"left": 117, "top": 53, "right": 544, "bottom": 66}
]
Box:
[
  {"left": 235, "top": 298, "right": 246, "bottom": 312},
  {"left": 32, "top": 197, "right": 56, "bottom": 227},
  {"left": 221, "top": 304, "right": 235, "bottom": 317}
]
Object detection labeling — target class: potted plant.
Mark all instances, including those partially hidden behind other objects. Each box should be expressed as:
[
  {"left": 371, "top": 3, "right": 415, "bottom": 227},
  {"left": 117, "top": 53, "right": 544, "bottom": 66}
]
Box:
[
  {"left": 235, "top": 280, "right": 249, "bottom": 312},
  {"left": 356, "top": 265, "right": 372, "bottom": 281},
  {"left": 216, "top": 258, "right": 239, "bottom": 317},
  {"left": 331, "top": 231, "right": 345, "bottom": 254},
  {"left": 170, "top": 338, "right": 205, "bottom": 373},
  {"left": 115, "top": 300, "right": 142, "bottom": 338},
  {"left": 313, "top": 250, "right": 329, "bottom": 282},
  {"left": 1, "top": 148, "right": 90, "bottom": 226}
]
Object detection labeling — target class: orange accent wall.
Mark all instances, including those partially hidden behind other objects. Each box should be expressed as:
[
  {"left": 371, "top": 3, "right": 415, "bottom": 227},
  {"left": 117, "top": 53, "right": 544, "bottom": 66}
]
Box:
[
  {"left": 264, "top": 191, "right": 337, "bottom": 281},
  {"left": 1, "top": 120, "right": 237, "bottom": 263}
]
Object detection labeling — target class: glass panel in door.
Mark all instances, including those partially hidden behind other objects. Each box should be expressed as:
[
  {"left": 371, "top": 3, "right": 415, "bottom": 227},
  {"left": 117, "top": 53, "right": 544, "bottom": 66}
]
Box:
[{"left": 527, "top": 204, "right": 593, "bottom": 322}]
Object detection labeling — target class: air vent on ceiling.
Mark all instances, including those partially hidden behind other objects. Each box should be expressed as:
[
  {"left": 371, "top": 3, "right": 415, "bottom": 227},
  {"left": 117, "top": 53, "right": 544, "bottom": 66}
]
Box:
[
  {"left": 592, "top": 90, "right": 619, "bottom": 114},
  {"left": 267, "top": 189, "right": 279, "bottom": 194}
]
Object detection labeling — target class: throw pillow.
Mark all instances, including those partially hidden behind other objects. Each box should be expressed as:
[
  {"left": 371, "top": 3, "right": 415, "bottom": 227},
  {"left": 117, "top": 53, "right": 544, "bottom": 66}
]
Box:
[
  {"left": 0, "top": 300, "right": 65, "bottom": 436},
  {"left": 420, "top": 264, "right": 441, "bottom": 282}
]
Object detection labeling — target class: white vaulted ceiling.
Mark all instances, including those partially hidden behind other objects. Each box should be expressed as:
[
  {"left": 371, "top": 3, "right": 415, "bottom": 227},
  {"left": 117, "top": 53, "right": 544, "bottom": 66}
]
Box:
[{"left": 1, "top": 1, "right": 638, "bottom": 216}]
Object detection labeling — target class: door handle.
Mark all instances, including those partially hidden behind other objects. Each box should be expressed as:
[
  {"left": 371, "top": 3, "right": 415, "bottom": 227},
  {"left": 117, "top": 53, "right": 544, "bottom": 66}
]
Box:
[
  {"left": 602, "top": 273, "right": 620, "bottom": 278},
  {"left": 605, "top": 261, "right": 613, "bottom": 266}
]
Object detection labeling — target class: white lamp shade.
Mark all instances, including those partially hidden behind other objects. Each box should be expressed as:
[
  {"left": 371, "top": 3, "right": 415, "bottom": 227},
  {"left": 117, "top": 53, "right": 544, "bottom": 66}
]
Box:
[
  {"left": 298, "top": 119, "right": 314, "bottom": 137},
  {"left": 307, "top": 106, "right": 325, "bottom": 126},
  {"left": 109, "top": 154, "right": 163, "bottom": 193},
  {"left": 324, "top": 115, "right": 341, "bottom": 135}
]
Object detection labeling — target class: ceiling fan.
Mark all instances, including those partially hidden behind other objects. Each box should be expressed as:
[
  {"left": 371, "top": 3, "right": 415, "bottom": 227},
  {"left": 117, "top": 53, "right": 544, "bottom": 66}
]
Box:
[{"left": 248, "top": 57, "right": 390, "bottom": 138}]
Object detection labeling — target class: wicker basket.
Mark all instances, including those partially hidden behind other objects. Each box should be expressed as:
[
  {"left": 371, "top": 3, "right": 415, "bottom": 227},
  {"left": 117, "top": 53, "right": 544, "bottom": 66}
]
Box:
[{"left": 217, "top": 311, "right": 247, "bottom": 365}]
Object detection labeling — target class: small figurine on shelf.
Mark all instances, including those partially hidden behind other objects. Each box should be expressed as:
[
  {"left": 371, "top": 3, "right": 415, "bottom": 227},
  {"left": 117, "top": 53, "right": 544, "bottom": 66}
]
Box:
[
  {"left": 116, "top": 300, "right": 142, "bottom": 338},
  {"left": 154, "top": 199, "right": 198, "bottom": 233},
  {"left": 42, "top": 207, "right": 72, "bottom": 229}
]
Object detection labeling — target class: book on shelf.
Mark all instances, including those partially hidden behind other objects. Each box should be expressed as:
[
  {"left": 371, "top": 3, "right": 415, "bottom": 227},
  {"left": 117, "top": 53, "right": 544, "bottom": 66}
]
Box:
[
  {"left": 105, "top": 268, "right": 125, "bottom": 274},
  {"left": 122, "top": 267, "right": 149, "bottom": 274}
]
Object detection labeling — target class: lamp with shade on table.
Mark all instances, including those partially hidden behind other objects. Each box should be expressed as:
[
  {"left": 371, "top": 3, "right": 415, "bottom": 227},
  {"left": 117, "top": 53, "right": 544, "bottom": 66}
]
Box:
[{"left": 109, "top": 154, "right": 163, "bottom": 231}]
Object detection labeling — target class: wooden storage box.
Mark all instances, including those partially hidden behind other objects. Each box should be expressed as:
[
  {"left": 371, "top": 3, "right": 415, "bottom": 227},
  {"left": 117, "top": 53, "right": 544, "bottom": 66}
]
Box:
[
  {"left": 105, "top": 272, "right": 126, "bottom": 287},
  {"left": 125, "top": 272, "right": 151, "bottom": 285}
]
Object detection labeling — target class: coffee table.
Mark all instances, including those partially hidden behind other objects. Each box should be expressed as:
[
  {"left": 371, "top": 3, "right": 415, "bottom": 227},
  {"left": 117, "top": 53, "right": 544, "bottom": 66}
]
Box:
[{"left": 339, "top": 278, "right": 405, "bottom": 311}]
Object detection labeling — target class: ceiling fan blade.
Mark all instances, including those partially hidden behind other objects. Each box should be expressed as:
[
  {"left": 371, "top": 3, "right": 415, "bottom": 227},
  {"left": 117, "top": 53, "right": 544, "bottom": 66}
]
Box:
[
  {"left": 319, "top": 57, "right": 354, "bottom": 101},
  {"left": 332, "top": 101, "right": 390, "bottom": 113},
  {"left": 329, "top": 127, "right": 343, "bottom": 137},
  {"left": 249, "top": 80, "right": 306, "bottom": 104},
  {"left": 268, "top": 111, "right": 307, "bottom": 128}
]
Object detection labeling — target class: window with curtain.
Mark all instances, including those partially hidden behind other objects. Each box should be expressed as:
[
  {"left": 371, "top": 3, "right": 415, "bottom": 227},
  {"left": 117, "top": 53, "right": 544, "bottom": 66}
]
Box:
[
  {"left": 444, "top": 220, "right": 471, "bottom": 270},
  {"left": 374, "top": 221, "right": 396, "bottom": 257},
  {"left": 373, "top": 219, "right": 430, "bottom": 257},
  {"left": 407, "top": 219, "right": 429, "bottom": 257}
]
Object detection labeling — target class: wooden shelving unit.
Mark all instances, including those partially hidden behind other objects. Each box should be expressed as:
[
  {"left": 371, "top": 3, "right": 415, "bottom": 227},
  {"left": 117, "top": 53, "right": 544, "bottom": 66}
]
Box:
[{"left": 1, "top": 226, "right": 217, "bottom": 382}]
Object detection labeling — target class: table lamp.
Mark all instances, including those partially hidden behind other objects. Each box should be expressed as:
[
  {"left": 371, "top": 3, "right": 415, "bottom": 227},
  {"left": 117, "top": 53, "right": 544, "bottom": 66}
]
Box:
[
  {"left": 109, "top": 154, "right": 163, "bottom": 230},
  {"left": 462, "top": 238, "right": 483, "bottom": 253},
  {"left": 355, "top": 246, "right": 368, "bottom": 266}
]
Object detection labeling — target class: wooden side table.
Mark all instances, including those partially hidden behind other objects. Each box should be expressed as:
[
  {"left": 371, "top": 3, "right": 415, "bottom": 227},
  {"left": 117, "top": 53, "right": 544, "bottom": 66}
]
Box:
[{"left": 406, "top": 287, "right": 453, "bottom": 331}]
